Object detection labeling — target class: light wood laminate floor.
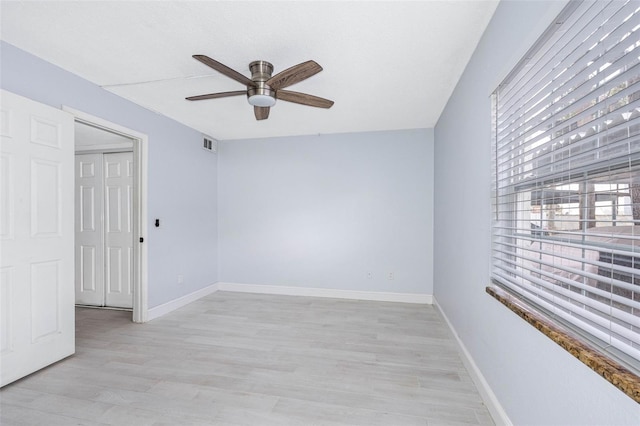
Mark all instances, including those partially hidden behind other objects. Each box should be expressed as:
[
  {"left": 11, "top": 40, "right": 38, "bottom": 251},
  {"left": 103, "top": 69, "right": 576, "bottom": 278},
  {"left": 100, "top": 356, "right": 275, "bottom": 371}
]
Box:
[{"left": 1, "top": 292, "right": 494, "bottom": 425}]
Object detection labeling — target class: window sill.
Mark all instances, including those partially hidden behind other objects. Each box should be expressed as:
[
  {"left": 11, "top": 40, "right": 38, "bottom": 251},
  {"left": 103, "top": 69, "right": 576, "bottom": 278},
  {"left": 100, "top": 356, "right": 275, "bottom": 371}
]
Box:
[{"left": 486, "top": 285, "right": 640, "bottom": 404}]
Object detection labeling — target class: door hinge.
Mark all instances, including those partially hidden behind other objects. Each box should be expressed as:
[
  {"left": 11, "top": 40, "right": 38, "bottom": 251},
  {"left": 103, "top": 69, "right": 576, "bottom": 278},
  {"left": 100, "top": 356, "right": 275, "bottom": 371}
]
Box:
[{"left": 139, "top": 237, "right": 144, "bottom": 243}]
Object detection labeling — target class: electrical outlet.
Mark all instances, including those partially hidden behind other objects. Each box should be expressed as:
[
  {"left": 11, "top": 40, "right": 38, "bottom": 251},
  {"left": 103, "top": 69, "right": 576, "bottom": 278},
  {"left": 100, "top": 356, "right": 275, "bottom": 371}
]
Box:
[
  {"left": 177, "top": 274, "right": 184, "bottom": 285},
  {"left": 387, "top": 272, "right": 394, "bottom": 280},
  {"left": 367, "top": 272, "right": 373, "bottom": 279}
]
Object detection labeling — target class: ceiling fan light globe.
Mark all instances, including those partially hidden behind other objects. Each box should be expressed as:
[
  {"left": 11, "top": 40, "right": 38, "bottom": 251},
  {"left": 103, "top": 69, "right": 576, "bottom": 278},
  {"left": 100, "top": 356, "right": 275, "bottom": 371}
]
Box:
[{"left": 248, "top": 94, "right": 276, "bottom": 107}]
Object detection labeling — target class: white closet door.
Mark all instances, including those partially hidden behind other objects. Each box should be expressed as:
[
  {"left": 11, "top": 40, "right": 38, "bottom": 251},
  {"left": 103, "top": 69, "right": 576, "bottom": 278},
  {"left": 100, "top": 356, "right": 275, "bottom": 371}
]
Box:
[
  {"left": 75, "top": 153, "right": 104, "bottom": 306},
  {"left": 104, "top": 152, "right": 133, "bottom": 308},
  {"left": 0, "top": 90, "right": 75, "bottom": 387}
]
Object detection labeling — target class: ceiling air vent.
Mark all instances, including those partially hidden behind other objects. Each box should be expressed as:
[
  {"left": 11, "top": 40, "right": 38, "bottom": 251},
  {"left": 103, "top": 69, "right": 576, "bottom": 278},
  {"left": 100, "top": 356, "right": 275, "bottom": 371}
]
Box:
[{"left": 203, "top": 136, "right": 217, "bottom": 154}]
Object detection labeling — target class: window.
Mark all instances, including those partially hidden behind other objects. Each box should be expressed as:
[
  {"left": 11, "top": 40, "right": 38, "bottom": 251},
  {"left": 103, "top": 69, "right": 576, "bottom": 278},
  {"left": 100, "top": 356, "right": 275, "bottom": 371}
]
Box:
[{"left": 492, "top": 0, "right": 640, "bottom": 366}]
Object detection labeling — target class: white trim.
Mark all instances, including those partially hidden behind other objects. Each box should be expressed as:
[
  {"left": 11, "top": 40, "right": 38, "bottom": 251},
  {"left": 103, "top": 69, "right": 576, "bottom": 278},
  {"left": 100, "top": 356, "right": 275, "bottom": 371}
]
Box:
[
  {"left": 75, "top": 143, "right": 133, "bottom": 153},
  {"left": 147, "top": 283, "right": 219, "bottom": 321},
  {"left": 146, "top": 282, "right": 431, "bottom": 321},
  {"left": 433, "top": 296, "right": 512, "bottom": 426},
  {"left": 62, "top": 106, "right": 149, "bottom": 323},
  {"left": 132, "top": 136, "right": 148, "bottom": 323},
  {"left": 217, "top": 282, "right": 432, "bottom": 304},
  {"left": 63, "top": 106, "right": 146, "bottom": 140}
]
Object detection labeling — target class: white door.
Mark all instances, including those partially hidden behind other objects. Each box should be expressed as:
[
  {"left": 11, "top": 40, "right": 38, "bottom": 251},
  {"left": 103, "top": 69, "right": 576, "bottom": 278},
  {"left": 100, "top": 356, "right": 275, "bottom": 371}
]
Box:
[
  {"left": 0, "top": 90, "right": 75, "bottom": 387},
  {"left": 74, "top": 152, "right": 133, "bottom": 308},
  {"left": 104, "top": 152, "right": 133, "bottom": 308},
  {"left": 75, "top": 153, "right": 104, "bottom": 306}
]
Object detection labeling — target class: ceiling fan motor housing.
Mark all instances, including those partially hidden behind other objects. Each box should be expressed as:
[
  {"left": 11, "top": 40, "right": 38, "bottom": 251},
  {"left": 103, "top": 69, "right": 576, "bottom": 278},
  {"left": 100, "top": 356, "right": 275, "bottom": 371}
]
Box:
[{"left": 247, "top": 60, "right": 276, "bottom": 107}]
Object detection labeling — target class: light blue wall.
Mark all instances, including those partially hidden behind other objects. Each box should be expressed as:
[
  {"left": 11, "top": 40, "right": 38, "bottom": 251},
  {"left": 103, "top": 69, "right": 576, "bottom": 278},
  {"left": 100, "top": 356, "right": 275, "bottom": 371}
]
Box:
[
  {"left": 218, "top": 129, "right": 433, "bottom": 295},
  {"left": 1, "top": 42, "right": 218, "bottom": 308},
  {"left": 434, "top": 1, "right": 639, "bottom": 424}
]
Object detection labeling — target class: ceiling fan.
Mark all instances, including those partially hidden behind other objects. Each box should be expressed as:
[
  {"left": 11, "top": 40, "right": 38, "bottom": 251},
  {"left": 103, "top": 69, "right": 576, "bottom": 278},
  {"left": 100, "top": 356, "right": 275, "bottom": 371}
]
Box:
[{"left": 186, "top": 55, "right": 334, "bottom": 120}]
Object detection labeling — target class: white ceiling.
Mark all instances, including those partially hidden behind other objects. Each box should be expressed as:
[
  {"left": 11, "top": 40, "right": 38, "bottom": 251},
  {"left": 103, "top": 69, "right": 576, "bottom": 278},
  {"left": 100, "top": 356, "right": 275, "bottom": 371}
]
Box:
[{"left": 1, "top": 1, "right": 498, "bottom": 141}]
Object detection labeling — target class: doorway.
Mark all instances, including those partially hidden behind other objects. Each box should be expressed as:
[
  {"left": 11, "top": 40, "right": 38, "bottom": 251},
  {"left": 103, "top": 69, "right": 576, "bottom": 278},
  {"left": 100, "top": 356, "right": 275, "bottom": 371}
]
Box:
[{"left": 65, "top": 107, "right": 148, "bottom": 323}]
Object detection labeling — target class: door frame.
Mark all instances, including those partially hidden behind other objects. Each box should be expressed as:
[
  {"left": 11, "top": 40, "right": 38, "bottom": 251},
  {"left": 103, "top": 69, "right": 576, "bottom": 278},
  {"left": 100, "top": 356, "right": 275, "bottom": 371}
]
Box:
[{"left": 63, "top": 106, "right": 148, "bottom": 323}]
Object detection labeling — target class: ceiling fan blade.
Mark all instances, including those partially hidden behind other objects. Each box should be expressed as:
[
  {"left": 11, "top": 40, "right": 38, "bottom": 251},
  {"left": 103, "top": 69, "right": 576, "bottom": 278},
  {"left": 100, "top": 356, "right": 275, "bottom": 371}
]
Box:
[
  {"left": 192, "top": 55, "right": 256, "bottom": 87},
  {"left": 254, "top": 106, "right": 270, "bottom": 120},
  {"left": 186, "top": 90, "right": 246, "bottom": 101},
  {"left": 266, "top": 60, "right": 322, "bottom": 90},
  {"left": 277, "top": 90, "right": 334, "bottom": 108}
]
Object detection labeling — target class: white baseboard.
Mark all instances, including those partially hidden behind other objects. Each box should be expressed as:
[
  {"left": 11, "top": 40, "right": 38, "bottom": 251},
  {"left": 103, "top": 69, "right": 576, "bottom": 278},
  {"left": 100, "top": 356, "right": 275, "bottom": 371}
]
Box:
[
  {"left": 146, "top": 282, "right": 431, "bottom": 321},
  {"left": 217, "top": 282, "right": 432, "bottom": 304},
  {"left": 147, "top": 282, "right": 219, "bottom": 321},
  {"left": 433, "top": 297, "right": 512, "bottom": 426}
]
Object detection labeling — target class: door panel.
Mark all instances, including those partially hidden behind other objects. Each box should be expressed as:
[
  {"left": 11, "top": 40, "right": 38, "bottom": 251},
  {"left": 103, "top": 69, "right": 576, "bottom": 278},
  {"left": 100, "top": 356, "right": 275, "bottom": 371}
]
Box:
[
  {"left": 0, "top": 267, "right": 13, "bottom": 353},
  {"left": 31, "top": 158, "right": 61, "bottom": 236},
  {"left": 104, "top": 152, "right": 133, "bottom": 308},
  {"left": 31, "top": 260, "right": 61, "bottom": 340},
  {"left": 0, "top": 90, "right": 75, "bottom": 387},
  {"left": 75, "top": 154, "right": 104, "bottom": 306},
  {"left": 80, "top": 245, "right": 97, "bottom": 291}
]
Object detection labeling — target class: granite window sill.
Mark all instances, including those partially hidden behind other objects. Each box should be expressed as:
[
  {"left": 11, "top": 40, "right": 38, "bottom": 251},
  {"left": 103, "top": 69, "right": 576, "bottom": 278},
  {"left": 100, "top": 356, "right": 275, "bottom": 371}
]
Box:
[{"left": 486, "top": 285, "right": 640, "bottom": 404}]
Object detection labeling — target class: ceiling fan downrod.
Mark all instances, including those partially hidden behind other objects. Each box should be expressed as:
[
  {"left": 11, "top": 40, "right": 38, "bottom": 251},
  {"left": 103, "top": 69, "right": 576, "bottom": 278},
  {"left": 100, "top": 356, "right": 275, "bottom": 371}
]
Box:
[{"left": 247, "top": 60, "right": 276, "bottom": 107}]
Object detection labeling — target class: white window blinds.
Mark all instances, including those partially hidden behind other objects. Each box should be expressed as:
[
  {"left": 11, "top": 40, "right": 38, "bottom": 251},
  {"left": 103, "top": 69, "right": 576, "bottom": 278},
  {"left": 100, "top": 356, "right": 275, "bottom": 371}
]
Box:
[{"left": 492, "top": 0, "right": 640, "bottom": 364}]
